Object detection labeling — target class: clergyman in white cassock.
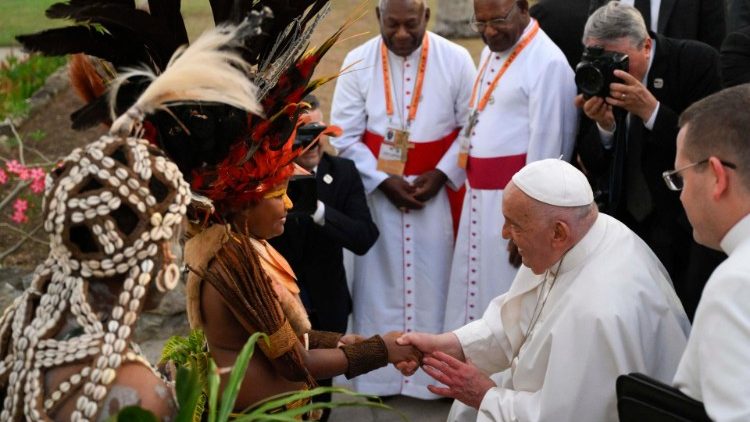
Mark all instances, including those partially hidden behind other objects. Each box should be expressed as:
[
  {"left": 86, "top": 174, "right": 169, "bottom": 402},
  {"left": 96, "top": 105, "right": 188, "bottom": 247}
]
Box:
[
  {"left": 330, "top": 25, "right": 475, "bottom": 398},
  {"left": 443, "top": 9, "right": 578, "bottom": 332},
  {"left": 444, "top": 160, "right": 690, "bottom": 421}
]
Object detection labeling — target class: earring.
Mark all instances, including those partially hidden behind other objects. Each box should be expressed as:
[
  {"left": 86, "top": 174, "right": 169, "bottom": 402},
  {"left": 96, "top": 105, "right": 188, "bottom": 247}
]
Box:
[{"left": 156, "top": 263, "right": 180, "bottom": 292}]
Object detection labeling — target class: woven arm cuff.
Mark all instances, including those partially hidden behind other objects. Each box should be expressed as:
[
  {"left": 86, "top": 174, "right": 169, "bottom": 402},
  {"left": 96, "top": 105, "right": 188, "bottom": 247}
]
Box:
[
  {"left": 308, "top": 330, "right": 343, "bottom": 349},
  {"left": 340, "top": 335, "right": 388, "bottom": 379},
  {"left": 258, "top": 320, "right": 298, "bottom": 359}
]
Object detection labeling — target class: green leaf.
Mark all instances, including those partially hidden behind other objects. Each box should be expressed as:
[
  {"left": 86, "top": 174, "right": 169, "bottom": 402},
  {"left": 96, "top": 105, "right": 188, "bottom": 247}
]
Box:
[
  {"left": 207, "top": 359, "right": 220, "bottom": 422},
  {"left": 174, "top": 366, "right": 204, "bottom": 422},
  {"left": 216, "top": 332, "right": 268, "bottom": 421},
  {"left": 105, "top": 405, "right": 159, "bottom": 422}
]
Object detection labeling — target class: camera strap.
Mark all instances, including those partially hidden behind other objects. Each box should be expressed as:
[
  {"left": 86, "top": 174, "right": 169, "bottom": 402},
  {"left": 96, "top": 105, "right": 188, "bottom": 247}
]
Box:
[{"left": 381, "top": 33, "right": 429, "bottom": 128}]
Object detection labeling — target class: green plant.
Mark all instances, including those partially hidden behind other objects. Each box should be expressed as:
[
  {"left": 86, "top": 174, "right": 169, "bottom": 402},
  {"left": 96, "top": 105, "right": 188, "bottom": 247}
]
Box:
[
  {"left": 140, "top": 330, "right": 402, "bottom": 422},
  {"left": 0, "top": 53, "right": 66, "bottom": 120}
]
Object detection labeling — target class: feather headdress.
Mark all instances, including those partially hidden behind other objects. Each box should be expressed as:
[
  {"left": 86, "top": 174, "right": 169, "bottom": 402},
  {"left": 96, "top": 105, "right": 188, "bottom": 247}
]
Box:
[{"left": 17, "top": 0, "right": 348, "bottom": 215}]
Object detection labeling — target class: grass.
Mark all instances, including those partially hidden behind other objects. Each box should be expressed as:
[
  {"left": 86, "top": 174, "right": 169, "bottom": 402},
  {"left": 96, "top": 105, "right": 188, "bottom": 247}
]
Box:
[
  {"left": 0, "top": 0, "right": 214, "bottom": 46},
  {"left": 0, "top": 54, "right": 67, "bottom": 119}
]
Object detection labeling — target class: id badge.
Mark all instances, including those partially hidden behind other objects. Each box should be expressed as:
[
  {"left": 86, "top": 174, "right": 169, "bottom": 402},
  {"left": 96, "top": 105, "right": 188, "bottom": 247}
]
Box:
[
  {"left": 377, "top": 144, "right": 406, "bottom": 176},
  {"left": 377, "top": 127, "right": 410, "bottom": 176},
  {"left": 457, "top": 133, "right": 470, "bottom": 169}
]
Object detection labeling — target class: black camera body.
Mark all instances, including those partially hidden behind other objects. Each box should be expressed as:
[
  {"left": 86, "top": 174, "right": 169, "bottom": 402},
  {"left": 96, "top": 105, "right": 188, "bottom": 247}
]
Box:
[
  {"left": 294, "top": 122, "right": 327, "bottom": 148},
  {"left": 575, "top": 46, "right": 629, "bottom": 98}
]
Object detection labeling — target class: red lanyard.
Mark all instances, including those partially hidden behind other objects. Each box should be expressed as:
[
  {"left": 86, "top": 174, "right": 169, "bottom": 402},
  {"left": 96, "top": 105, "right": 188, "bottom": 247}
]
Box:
[
  {"left": 469, "top": 20, "right": 539, "bottom": 112},
  {"left": 381, "top": 33, "right": 429, "bottom": 125}
]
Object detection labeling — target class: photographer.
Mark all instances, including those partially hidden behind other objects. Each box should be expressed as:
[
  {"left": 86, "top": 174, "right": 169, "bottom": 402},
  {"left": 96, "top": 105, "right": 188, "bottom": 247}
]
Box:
[{"left": 574, "top": 1, "right": 722, "bottom": 318}]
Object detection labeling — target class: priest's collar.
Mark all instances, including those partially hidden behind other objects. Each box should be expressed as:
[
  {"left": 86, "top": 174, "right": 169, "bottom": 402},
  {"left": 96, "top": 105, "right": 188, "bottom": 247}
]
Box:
[
  {"left": 720, "top": 213, "right": 750, "bottom": 255},
  {"left": 551, "top": 214, "right": 607, "bottom": 276}
]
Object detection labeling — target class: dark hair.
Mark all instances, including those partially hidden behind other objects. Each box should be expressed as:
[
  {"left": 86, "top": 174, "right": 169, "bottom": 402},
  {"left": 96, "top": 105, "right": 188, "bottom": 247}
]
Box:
[
  {"left": 679, "top": 84, "right": 750, "bottom": 188},
  {"left": 302, "top": 94, "right": 320, "bottom": 110}
]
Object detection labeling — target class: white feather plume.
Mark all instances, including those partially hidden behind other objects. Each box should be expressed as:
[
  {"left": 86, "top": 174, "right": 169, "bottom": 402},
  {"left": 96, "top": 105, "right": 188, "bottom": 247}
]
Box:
[{"left": 109, "top": 24, "right": 262, "bottom": 136}]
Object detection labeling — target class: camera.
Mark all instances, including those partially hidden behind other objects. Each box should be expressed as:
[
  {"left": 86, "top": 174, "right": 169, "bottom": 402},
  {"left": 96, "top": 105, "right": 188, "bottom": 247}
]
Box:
[
  {"left": 575, "top": 46, "right": 629, "bottom": 98},
  {"left": 294, "top": 122, "right": 327, "bottom": 148}
]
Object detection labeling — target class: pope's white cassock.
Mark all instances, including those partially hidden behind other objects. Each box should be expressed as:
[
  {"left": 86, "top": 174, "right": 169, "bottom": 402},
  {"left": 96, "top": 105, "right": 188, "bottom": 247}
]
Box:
[
  {"left": 444, "top": 20, "right": 578, "bottom": 331},
  {"left": 446, "top": 162, "right": 690, "bottom": 422},
  {"left": 330, "top": 31, "right": 476, "bottom": 398}
]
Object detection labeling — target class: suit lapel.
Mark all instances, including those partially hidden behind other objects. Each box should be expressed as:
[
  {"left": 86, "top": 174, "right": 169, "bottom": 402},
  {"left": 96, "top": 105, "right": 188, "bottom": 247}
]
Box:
[
  {"left": 647, "top": 34, "right": 669, "bottom": 100},
  {"left": 657, "top": 0, "right": 676, "bottom": 33},
  {"left": 316, "top": 154, "right": 332, "bottom": 195}
]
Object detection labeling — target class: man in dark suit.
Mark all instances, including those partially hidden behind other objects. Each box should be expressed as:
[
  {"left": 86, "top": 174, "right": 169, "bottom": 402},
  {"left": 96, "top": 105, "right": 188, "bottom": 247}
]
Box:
[
  {"left": 533, "top": 0, "right": 725, "bottom": 71},
  {"left": 721, "top": 24, "right": 750, "bottom": 87},
  {"left": 575, "top": 2, "right": 722, "bottom": 319}
]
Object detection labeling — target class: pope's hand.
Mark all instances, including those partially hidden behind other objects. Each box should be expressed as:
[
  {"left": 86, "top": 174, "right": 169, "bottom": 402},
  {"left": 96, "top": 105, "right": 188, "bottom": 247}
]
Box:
[
  {"left": 378, "top": 176, "right": 424, "bottom": 210},
  {"left": 395, "top": 332, "right": 465, "bottom": 376},
  {"left": 606, "top": 70, "right": 658, "bottom": 121},
  {"left": 382, "top": 331, "right": 423, "bottom": 367},
  {"left": 422, "top": 352, "right": 496, "bottom": 409}
]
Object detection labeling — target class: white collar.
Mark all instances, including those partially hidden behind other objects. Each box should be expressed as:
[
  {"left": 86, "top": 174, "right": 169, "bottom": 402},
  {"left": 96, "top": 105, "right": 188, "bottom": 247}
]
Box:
[
  {"left": 720, "top": 213, "right": 750, "bottom": 255},
  {"left": 643, "top": 37, "right": 656, "bottom": 86},
  {"left": 554, "top": 214, "right": 607, "bottom": 276}
]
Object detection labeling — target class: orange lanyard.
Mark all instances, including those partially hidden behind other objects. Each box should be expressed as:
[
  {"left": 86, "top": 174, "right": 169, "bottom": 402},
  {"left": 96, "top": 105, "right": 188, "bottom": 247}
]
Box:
[
  {"left": 381, "top": 34, "right": 429, "bottom": 126},
  {"left": 469, "top": 20, "right": 539, "bottom": 112}
]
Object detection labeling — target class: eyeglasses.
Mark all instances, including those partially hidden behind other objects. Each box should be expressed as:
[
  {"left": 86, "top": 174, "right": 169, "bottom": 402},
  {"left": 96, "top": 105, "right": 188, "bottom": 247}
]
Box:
[
  {"left": 470, "top": 2, "right": 518, "bottom": 32},
  {"left": 662, "top": 158, "right": 737, "bottom": 191}
]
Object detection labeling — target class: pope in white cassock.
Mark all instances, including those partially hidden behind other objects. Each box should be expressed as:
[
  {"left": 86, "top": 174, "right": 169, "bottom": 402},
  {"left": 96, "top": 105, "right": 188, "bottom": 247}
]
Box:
[
  {"left": 444, "top": 0, "right": 579, "bottom": 331},
  {"left": 397, "top": 159, "right": 691, "bottom": 421},
  {"left": 330, "top": 0, "right": 476, "bottom": 398}
]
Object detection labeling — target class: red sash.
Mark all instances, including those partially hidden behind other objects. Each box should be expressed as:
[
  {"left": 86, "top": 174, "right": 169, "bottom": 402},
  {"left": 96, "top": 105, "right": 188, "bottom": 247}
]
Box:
[
  {"left": 363, "top": 129, "right": 465, "bottom": 236},
  {"left": 466, "top": 153, "right": 527, "bottom": 190}
]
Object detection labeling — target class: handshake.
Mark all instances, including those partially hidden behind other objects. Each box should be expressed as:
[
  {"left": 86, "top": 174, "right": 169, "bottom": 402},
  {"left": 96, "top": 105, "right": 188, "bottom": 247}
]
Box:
[{"left": 341, "top": 331, "right": 496, "bottom": 410}]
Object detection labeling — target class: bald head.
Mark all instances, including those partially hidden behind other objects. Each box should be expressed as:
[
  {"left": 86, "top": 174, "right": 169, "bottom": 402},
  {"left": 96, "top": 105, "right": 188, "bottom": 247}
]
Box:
[{"left": 376, "top": 0, "right": 430, "bottom": 57}]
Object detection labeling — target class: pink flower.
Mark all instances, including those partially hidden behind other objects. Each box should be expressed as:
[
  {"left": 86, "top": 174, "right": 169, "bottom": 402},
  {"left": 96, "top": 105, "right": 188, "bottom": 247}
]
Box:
[
  {"left": 29, "top": 168, "right": 46, "bottom": 194},
  {"left": 0, "top": 168, "right": 7, "bottom": 185},
  {"left": 11, "top": 199, "right": 29, "bottom": 224},
  {"left": 6, "top": 160, "right": 25, "bottom": 175}
]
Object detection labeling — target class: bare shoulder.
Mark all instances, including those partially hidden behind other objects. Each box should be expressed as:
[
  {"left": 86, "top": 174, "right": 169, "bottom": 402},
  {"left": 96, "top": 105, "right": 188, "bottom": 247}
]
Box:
[{"left": 98, "top": 362, "right": 176, "bottom": 421}]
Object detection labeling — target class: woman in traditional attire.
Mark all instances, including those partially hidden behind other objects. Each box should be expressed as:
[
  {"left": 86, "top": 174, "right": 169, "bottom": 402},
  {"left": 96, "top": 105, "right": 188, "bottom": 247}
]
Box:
[{"left": 0, "top": 135, "right": 191, "bottom": 421}]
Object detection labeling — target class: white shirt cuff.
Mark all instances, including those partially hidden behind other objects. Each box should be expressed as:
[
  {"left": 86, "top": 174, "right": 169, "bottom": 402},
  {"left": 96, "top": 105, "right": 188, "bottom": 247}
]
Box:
[
  {"left": 312, "top": 200, "right": 325, "bottom": 226},
  {"left": 597, "top": 123, "right": 615, "bottom": 150},
  {"left": 644, "top": 102, "right": 660, "bottom": 130}
]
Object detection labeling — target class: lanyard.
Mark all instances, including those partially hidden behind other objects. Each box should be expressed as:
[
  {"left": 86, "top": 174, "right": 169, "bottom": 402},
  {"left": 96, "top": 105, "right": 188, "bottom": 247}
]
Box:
[
  {"left": 469, "top": 20, "right": 540, "bottom": 113},
  {"left": 381, "top": 33, "right": 429, "bottom": 126}
]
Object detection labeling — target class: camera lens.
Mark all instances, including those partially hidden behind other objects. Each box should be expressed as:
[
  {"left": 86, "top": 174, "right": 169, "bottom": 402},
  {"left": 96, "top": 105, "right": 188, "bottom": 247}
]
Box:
[{"left": 575, "top": 65, "right": 605, "bottom": 97}]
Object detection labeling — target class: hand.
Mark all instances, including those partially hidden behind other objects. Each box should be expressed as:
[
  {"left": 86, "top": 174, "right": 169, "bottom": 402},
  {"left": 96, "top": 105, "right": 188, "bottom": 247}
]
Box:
[
  {"left": 422, "top": 352, "right": 496, "bottom": 409},
  {"left": 507, "top": 239, "right": 522, "bottom": 268},
  {"left": 382, "top": 331, "right": 422, "bottom": 367},
  {"left": 337, "top": 334, "right": 366, "bottom": 347},
  {"left": 575, "top": 94, "right": 615, "bottom": 131},
  {"left": 378, "top": 177, "right": 424, "bottom": 210},
  {"left": 606, "top": 70, "right": 659, "bottom": 122},
  {"left": 395, "top": 332, "right": 464, "bottom": 376},
  {"left": 412, "top": 169, "right": 448, "bottom": 202}
]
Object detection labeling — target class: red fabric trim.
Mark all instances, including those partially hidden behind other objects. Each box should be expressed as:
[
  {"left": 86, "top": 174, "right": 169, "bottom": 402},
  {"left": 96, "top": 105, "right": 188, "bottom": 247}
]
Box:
[
  {"left": 466, "top": 154, "right": 527, "bottom": 190},
  {"left": 363, "top": 129, "right": 464, "bottom": 235},
  {"left": 363, "top": 129, "right": 460, "bottom": 176}
]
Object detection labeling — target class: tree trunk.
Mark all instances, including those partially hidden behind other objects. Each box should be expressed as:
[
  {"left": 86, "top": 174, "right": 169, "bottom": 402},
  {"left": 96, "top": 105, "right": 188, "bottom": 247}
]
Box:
[{"left": 433, "top": 0, "right": 478, "bottom": 39}]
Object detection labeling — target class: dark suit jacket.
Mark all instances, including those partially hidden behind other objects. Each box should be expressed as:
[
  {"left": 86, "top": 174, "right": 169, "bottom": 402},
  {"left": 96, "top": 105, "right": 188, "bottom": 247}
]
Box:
[
  {"left": 576, "top": 34, "right": 721, "bottom": 318},
  {"left": 531, "top": 0, "right": 591, "bottom": 69},
  {"left": 270, "top": 154, "right": 378, "bottom": 333},
  {"left": 721, "top": 25, "right": 750, "bottom": 87},
  {"left": 588, "top": 0, "right": 726, "bottom": 50}
]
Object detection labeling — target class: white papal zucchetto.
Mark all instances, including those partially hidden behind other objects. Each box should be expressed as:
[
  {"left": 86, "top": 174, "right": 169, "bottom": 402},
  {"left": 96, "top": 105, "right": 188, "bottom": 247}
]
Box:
[{"left": 511, "top": 159, "right": 594, "bottom": 207}]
